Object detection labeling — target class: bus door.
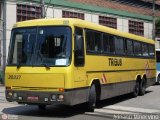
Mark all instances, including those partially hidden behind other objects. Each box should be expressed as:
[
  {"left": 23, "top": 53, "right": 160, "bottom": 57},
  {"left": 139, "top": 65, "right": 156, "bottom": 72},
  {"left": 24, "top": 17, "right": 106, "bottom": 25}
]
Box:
[{"left": 74, "top": 27, "right": 86, "bottom": 88}]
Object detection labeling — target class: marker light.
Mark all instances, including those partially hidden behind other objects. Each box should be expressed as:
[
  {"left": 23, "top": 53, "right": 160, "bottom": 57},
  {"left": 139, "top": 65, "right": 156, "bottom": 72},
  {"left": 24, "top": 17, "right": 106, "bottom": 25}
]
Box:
[{"left": 51, "top": 95, "right": 57, "bottom": 100}]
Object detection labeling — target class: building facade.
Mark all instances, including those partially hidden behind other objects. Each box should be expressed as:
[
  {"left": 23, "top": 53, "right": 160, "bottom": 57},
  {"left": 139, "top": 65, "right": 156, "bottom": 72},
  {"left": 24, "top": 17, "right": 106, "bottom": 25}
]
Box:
[{"left": 0, "top": 0, "right": 160, "bottom": 75}]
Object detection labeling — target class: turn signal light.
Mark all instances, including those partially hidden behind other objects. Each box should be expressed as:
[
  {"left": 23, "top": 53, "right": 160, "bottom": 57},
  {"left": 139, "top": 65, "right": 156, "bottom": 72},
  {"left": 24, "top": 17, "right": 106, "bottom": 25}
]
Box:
[
  {"left": 6, "top": 87, "right": 11, "bottom": 90},
  {"left": 59, "top": 88, "right": 64, "bottom": 92}
]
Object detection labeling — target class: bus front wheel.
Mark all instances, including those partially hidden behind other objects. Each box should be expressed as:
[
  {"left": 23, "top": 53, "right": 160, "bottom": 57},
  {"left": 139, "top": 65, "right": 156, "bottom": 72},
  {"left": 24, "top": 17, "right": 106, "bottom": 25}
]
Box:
[
  {"left": 87, "top": 84, "right": 96, "bottom": 112},
  {"left": 38, "top": 105, "right": 46, "bottom": 110}
]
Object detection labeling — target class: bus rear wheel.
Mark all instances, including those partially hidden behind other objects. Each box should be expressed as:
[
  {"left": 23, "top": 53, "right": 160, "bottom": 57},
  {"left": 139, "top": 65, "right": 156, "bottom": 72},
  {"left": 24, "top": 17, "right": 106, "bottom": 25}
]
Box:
[
  {"left": 139, "top": 78, "right": 146, "bottom": 96},
  {"left": 87, "top": 84, "right": 96, "bottom": 112},
  {"left": 156, "top": 75, "right": 160, "bottom": 85},
  {"left": 132, "top": 81, "right": 139, "bottom": 97}
]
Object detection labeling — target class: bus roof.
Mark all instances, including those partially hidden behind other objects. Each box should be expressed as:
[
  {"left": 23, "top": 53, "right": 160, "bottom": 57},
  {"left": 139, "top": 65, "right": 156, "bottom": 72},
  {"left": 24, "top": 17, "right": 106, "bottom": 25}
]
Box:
[{"left": 13, "top": 18, "right": 154, "bottom": 44}]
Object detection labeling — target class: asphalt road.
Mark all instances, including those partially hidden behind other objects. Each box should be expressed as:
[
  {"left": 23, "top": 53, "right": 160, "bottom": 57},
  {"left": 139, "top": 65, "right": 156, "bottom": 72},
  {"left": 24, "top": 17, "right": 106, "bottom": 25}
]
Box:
[{"left": 0, "top": 85, "right": 160, "bottom": 120}]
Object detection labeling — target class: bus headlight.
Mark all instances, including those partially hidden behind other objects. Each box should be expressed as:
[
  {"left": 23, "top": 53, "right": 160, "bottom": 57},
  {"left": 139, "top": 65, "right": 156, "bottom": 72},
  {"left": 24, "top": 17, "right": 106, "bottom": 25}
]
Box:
[
  {"left": 58, "top": 95, "right": 64, "bottom": 101},
  {"left": 8, "top": 92, "right": 13, "bottom": 97}
]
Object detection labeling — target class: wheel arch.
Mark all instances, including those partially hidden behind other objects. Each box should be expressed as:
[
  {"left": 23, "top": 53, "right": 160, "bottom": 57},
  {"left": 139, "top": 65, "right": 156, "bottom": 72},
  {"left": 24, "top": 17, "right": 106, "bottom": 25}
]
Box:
[
  {"left": 135, "top": 75, "right": 141, "bottom": 83},
  {"left": 157, "top": 73, "right": 160, "bottom": 82},
  {"left": 142, "top": 74, "right": 147, "bottom": 81}
]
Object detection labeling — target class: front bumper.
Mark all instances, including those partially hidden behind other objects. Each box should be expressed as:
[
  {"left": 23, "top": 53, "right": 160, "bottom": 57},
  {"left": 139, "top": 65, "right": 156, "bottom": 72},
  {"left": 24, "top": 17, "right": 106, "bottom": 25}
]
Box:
[
  {"left": 5, "top": 90, "right": 72, "bottom": 105},
  {"left": 5, "top": 87, "right": 88, "bottom": 106}
]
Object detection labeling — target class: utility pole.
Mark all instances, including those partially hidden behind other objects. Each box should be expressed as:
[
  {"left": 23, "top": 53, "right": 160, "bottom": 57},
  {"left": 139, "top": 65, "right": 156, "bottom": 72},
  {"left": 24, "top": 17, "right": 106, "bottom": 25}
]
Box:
[
  {"left": 2, "top": 0, "right": 6, "bottom": 85},
  {"left": 40, "top": 0, "right": 45, "bottom": 18},
  {"left": 152, "top": 0, "right": 156, "bottom": 40}
]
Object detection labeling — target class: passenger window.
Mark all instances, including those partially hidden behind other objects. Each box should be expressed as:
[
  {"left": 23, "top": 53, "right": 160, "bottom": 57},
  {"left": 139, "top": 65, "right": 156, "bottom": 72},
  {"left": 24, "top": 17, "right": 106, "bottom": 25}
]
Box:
[
  {"left": 142, "top": 44, "right": 149, "bottom": 57},
  {"left": 134, "top": 41, "right": 142, "bottom": 56},
  {"left": 103, "top": 34, "right": 115, "bottom": 54},
  {"left": 149, "top": 45, "right": 155, "bottom": 57},
  {"left": 86, "top": 30, "right": 94, "bottom": 52},
  {"left": 115, "top": 37, "right": 124, "bottom": 55},
  {"left": 94, "top": 32, "right": 102, "bottom": 52},
  {"left": 86, "top": 30, "right": 102, "bottom": 53},
  {"left": 126, "top": 39, "right": 134, "bottom": 55}
]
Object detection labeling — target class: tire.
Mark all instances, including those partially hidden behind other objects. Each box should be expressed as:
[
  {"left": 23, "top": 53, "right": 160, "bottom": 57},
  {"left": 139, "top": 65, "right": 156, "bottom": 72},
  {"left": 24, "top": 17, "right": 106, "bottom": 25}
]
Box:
[
  {"left": 156, "top": 75, "right": 160, "bottom": 85},
  {"left": 38, "top": 105, "right": 46, "bottom": 110},
  {"left": 139, "top": 78, "right": 146, "bottom": 96},
  {"left": 87, "top": 84, "right": 96, "bottom": 112},
  {"left": 132, "top": 81, "right": 139, "bottom": 97}
]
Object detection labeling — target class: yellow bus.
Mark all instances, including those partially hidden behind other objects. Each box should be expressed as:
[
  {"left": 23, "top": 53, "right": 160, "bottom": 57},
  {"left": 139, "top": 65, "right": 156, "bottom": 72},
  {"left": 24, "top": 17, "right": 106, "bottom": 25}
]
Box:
[{"left": 5, "top": 18, "right": 156, "bottom": 112}]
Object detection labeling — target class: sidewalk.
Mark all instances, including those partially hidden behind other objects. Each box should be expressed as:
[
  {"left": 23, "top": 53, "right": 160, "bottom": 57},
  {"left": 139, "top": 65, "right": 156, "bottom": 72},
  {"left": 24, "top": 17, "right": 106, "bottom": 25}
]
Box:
[
  {"left": 0, "top": 86, "right": 5, "bottom": 92},
  {"left": 0, "top": 86, "right": 6, "bottom": 102},
  {"left": 0, "top": 83, "right": 4, "bottom": 86}
]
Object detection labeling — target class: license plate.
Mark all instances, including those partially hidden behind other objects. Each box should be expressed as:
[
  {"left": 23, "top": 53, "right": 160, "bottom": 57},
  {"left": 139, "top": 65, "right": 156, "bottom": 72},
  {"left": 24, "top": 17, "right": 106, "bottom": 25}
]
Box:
[{"left": 27, "top": 96, "right": 39, "bottom": 101}]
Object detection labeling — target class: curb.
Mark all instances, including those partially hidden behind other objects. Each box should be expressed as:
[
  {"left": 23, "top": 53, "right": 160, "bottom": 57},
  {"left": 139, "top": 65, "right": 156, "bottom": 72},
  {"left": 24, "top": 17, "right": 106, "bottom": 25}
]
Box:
[{"left": 0, "top": 84, "right": 4, "bottom": 87}]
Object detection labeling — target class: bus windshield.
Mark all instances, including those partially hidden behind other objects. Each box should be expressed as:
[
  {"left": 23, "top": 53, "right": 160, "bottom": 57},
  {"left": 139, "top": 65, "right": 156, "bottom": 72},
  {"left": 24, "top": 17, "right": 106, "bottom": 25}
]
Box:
[{"left": 8, "top": 26, "right": 72, "bottom": 67}]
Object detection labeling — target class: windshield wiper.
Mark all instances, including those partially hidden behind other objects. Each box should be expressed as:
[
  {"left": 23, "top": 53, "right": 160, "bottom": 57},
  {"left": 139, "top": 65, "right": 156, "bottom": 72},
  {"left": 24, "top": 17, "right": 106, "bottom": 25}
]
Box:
[
  {"left": 41, "top": 63, "right": 50, "bottom": 69},
  {"left": 17, "top": 62, "right": 21, "bottom": 69}
]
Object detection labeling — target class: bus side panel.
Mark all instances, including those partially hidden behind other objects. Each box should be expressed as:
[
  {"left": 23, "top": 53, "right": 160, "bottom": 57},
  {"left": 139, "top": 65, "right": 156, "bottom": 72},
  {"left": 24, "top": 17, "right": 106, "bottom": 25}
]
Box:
[
  {"left": 100, "top": 81, "right": 135, "bottom": 100},
  {"left": 85, "top": 55, "right": 156, "bottom": 101}
]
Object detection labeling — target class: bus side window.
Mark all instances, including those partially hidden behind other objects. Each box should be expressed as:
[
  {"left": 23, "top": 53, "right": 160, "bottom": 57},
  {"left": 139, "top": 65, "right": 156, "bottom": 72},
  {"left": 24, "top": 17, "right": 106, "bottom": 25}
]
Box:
[
  {"left": 86, "top": 30, "right": 94, "bottom": 53},
  {"left": 149, "top": 45, "right": 155, "bottom": 57},
  {"left": 125, "top": 39, "right": 134, "bottom": 56},
  {"left": 74, "top": 27, "right": 85, "bottom": 66},
  {"left": 94, "top": 32, "right": 102, "bottom": 53},
  {"left": 134, "top": 41, "right": 142, "bottom": 56},
  {"left": 114, "top": 37, "right": 124, "bottom": 55},
  {"left": 142, "top": 43, "right": 149, "bottom": 57},
  {"left": 103, "top": 34, "right": 115, "bottom": 54}
]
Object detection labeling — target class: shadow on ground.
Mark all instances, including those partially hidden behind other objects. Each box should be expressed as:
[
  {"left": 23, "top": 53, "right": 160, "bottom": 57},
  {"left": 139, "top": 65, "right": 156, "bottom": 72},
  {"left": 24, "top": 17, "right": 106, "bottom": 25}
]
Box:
[
  {"left": 2, "top": 90, "right": 152, "bottom": 118},
  {"left": 96, "top": 90, "right": 152, "bottom": 109}
]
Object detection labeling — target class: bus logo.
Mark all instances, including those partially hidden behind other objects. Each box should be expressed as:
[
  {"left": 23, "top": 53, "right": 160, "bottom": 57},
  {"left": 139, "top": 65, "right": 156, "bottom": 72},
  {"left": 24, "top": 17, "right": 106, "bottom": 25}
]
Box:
[{"left": 108, "top": 58, "right": 122, "bottom": 66}]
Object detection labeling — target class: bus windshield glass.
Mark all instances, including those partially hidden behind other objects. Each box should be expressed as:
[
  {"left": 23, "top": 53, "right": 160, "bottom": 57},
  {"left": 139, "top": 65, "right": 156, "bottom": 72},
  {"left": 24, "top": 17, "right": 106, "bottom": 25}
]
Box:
[{"left": 8, "top": 26, "right": 72, "bottom": 66}]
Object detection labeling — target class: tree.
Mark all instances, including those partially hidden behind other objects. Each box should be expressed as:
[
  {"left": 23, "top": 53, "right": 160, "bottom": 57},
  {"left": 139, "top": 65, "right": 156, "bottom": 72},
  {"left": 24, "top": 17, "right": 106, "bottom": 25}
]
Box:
[{"left": 156, "top": 17, "right": 160, "bottom": 38}]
